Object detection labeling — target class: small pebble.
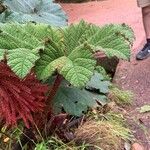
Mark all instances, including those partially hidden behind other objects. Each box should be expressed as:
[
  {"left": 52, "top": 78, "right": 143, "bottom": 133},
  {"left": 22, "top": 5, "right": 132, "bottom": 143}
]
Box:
[{"left": 131, "top": 143, "right": 144, "bottom": 150}]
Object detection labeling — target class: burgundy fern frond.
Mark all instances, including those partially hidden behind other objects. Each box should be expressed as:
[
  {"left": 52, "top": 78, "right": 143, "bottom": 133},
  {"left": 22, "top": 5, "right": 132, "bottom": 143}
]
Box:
[{"left": 0, "top": 63, "right": 48, "bottom": 128}]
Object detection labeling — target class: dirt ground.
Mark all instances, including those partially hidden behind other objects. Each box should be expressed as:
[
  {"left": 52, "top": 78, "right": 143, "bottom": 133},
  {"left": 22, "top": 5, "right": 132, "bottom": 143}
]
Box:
[{"left": 62, "top": 0, "right": 150, "bottom": 149}]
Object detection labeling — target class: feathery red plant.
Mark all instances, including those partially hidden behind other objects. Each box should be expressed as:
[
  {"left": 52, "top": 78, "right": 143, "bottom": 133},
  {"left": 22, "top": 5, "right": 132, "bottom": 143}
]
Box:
[{"left": 0, "top": 62, "right": 48, "bottom": 128}]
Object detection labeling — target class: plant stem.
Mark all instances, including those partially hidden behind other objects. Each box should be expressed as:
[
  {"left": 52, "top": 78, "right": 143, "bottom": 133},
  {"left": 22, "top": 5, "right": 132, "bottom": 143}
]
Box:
[{"left": 46, "top": 74, "right": 63, "bottom": 109}]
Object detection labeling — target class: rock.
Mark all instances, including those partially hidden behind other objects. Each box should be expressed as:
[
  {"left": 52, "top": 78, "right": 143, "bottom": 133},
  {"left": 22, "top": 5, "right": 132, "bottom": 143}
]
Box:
[
  {"left": 124, "top": 142, "right": 131, "bottom": 150},
  {"left": 132, "top": 143, "right": 144, "bottom": 150},
  {"left": 97, "top": 56, "right": 119, "bottom": 77}
]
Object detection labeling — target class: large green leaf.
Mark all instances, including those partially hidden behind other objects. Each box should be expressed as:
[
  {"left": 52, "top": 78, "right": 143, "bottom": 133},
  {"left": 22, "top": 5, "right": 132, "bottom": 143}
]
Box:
[
  {"left": 36, "top": 56, "right": 67, "bottom": 81},
  {"left": 62, "top": 21, "right": 90, "bottom": 55},
  {"left": 86, "top": 72, "right": 110, "bottom": 94},
  {"left": 0, "top": 21, "right": 134, "bottom": 85},
  {"left": 0, "top": 23, "right": 55, "bottom": 78},
  {"left": 86, "top": 24, "right": 135, "bottom": 60},
  {"left": 64, "top": 21, "right": 135, "bottom": 60},
  {"left": 2, "top": 0, "right": 68, "bottom": 26},
  {"left": 52, "top": 86, "right": 108, "bottom": 116},
  {"left": 36, "top": 21, "right": 134, "bottom": 87},
  {"left": 7, "top": 48, "right": 39, "bottom": 78},
  {"left": 60, "top": 46, "right": 96, "bottom": 87},
  {"left": 36, "top": 43, "right": 96, "bottom": 87}
]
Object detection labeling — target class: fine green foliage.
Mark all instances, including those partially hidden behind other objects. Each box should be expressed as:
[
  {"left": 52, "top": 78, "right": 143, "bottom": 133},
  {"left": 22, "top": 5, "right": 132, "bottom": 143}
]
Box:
[
  {"left": 87, "top": 111, "right": 133, "bottom": 140},
  {"left": 0, "top": 125, "right": 24, "bottom": 150},
  {"left": 0, "top": 0, "right": 68, "bottom": 26},
  {"left": 109, "top": 87, "right": 133, "bottom": 105},
  {"left": 104, "top": 112, "right": 133, "bottom": 141},
  {"left": 75, "top": 116, "right": 132, "bottom": 150},
  {"left": 0, "top": 21, "right": 134, "bottom": 85},
  {"left": 35, "top": 137, "right": 92, "bottom": 150},
  {"left": 35, "top": 142, "right": 48, "bottom": 150}
]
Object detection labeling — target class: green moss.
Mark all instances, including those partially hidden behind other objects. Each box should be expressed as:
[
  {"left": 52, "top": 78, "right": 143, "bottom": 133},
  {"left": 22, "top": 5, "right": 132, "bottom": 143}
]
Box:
[{"left": 109, "top": 87, "right": 133, "bottom": 105}]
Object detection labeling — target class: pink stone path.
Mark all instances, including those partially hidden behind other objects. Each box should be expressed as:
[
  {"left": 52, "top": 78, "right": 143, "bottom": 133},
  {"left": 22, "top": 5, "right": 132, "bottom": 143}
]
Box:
[
  {"left": 62, "top": 0, "right": 150, "bottom": 149},
  {"left": 62, "top": 0, "right": 145, "bottom": 51}
]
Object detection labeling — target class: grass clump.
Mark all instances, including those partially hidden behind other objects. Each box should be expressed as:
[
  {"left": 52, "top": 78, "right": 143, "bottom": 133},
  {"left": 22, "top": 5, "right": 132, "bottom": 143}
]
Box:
[
  {"left": 104, "top": 112, "right": 133, "bottom": 141},
  {"left": 33, "top": 111, "right": 132, "bottom": 150},
  {"left": 74, "top": 112, "right": 132, "bottom": 150},
  {"left": 108, "top": 87, "right": 133, "bottom": 105},
  {"left": 75, "top": 120, "right": 122, "bottom": 150},
  {"left": 35, "top": 137, "right": 91, "bottom": 150},
  {"left": 0, "top": 125, "right": 24, "bottom": 150}
]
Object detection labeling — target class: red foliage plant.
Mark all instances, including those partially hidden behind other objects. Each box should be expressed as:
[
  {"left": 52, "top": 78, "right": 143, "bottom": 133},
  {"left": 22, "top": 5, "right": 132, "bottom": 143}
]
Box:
[{"left": 0, "top": 62, "right": 48, "bottom": 128}]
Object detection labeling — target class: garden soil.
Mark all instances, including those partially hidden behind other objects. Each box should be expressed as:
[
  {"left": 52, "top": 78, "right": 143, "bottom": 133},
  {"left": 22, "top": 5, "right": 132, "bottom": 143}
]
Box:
[{"left": 62, "top": 0, "right": 150, "bottom": 149}]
